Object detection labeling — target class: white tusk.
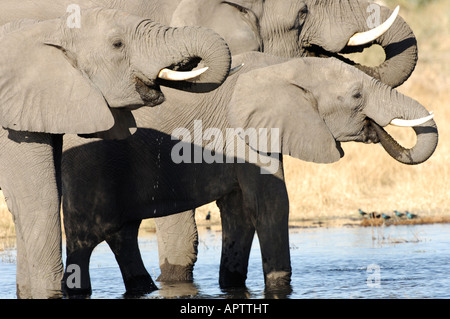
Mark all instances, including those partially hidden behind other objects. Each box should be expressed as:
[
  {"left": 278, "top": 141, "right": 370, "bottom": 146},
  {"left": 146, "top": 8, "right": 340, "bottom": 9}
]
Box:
[
  {"left": 229, "top": 63, "right": 244, "bottom": 76},
  {"left": 347, "top": 5, "right": 400, "bottom": 46},
  {"left": 158, "top": 66, "right": 209, "bottom": 81},
  {"left": 390, "top": 112, "right": 434, "bottom": 127}
]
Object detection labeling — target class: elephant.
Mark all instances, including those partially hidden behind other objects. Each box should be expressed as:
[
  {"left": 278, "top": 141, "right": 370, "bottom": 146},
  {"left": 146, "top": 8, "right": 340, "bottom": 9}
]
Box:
[
  {"left": 153, "top": 0, "right": 423, "bottom": 283},
  {"left": 0, "top": 8, "right": 232, "bottom": 299},
  {"left": 0, "top": 0, "right": 418, "bottom": 87},
  {"left": 60, "top": 52, "right": 438, "bottom": 296},
  {"left": 0, "top": 0, "right": 422, "bottom": 293}
]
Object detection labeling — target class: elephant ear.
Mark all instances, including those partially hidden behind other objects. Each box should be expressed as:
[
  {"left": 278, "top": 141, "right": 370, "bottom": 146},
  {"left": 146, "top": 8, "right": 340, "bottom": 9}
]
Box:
[
  {"left": 227, "top": 59, "right": 343, "bottom": 164},
  {"left": 0, "top": 19, "right": 114, "bottom": 134}
]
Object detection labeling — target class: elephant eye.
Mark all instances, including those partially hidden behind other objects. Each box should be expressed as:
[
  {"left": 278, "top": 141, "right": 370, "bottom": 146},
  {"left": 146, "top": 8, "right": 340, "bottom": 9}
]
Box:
[
  {"left": 353, "top": 92, "right": 362, "bottom": 99},
  {"left": 112, "top": 39, "right": 124, "bottom": 49}
]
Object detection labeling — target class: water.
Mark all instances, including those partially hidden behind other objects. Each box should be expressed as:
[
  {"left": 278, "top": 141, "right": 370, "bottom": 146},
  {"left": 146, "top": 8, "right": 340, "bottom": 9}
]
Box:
[{"left": 1, "top": 223, "right": 450, "bottom": 299}]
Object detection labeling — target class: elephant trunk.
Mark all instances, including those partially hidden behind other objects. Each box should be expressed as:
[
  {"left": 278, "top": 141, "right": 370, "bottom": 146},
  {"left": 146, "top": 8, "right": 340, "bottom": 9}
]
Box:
[
  {"left": 367, "top": 85, "right": 438, "bottom": 165},
  {"left": 168, "top": 26, "right": 232, "bottom": 92},
  {"left": 135, "top": 21, "right": 231, "bottom": 93},
  {"left": 354, "top": 5, "right": 418, "bottom": 88}
]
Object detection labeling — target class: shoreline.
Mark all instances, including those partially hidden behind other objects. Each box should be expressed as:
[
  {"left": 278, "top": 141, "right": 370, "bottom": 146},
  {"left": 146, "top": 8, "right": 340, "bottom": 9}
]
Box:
[
  {"left": 139, "top": 214, "right": 450, "bottom": 234},
  {"left": 2, "top": 201, "right": 450, "bottom": 241},
  {"left": 2, "top": 214, "right": 450, "bottom": 252}
]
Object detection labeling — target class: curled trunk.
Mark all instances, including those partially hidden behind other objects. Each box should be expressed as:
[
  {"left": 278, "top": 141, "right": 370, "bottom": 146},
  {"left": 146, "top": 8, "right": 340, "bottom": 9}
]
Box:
[
  {"left": 136, "top": 21, "right": 231, "bottom": 93},
  {"left": 353, "top": 5, "right": 418, "bottom": 88},
  {"left": 371, "top": 120, "right": 438, "bottom": 165},
  {"left": 167, "top": 26, "right": 232, "bottom": 93},
  {"left": 366, "top": 85, "right": 438, "bottom": 165}
]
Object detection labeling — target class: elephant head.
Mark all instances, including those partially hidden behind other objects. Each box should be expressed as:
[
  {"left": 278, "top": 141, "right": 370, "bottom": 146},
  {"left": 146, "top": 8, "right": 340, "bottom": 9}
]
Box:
[
  {"left": 227, "top": 55, "right": 437, "bottom": 165},
  {"left": 172, "top": 0, "right": 417, "bottom": 88},
  {"left": 0, "top": 8, "right": 231, "bottom": 135}
]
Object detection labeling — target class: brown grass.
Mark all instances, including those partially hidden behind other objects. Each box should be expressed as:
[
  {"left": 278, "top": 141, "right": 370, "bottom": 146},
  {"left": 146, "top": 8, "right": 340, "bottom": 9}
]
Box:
[
  {"left": 0, "top": 191, "right": 15, "bottom": 247},
  {"left": 1, "top": 1, "right": 449, "bottom": 237},
  {"left": 360, "top": 216, "right": 450, "bottom": 227}
]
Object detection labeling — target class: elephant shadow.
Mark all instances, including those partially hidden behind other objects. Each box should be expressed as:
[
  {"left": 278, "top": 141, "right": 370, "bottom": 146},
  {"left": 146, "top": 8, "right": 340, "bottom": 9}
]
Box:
[{"left": 61, "top": 127, "right": 292, "bottom": 298}]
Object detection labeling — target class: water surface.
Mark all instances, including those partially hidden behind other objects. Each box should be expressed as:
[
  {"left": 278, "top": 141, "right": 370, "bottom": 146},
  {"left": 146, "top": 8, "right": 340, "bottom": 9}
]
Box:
[{"left": 1, "top": 223, "right": 449, "bottom": 299}]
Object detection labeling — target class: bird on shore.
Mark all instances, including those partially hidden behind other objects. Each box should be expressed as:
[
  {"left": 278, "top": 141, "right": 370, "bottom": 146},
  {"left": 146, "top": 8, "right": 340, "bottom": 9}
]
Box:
[
  {"left": 358, "top": 209, "right": 367, "bottom": 217},
  {"left": 369, "top": 212, "right": 381, "bottom": 219},
  {"left": 206, "top": 211, "right": 211, "bottom": 221},
  {"left": 406, "top": 211, "right": 418, "bottom": 219},
  {"left": 394, "top": 210, "right": 405, "bottom": 218},
  {"left": 381, "top": 213, "right": 391, "bottom": 220}
]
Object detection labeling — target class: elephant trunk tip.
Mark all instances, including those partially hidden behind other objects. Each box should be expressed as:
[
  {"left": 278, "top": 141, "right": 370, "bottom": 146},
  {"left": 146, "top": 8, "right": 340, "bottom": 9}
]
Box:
[{"left": 370, "top": 119, "right": 438, "bottom": 165}]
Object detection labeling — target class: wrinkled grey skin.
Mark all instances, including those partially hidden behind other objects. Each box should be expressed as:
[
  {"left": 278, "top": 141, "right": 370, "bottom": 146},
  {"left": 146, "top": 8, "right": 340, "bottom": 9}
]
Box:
[
  {"left": 0, "top": 9, "right": 231, "bottom": 299},
  {"left": 156, "top": 0, "right": 421, "bottom": 284},
  {"left": 169, "top": 0, "right": 418, "bottom": 88},
  {"left": 61, "top": 52, "right": 438, "bottom": 296},
  {"left": 0, "top": 0, "right": 418, "bottom": 86}
]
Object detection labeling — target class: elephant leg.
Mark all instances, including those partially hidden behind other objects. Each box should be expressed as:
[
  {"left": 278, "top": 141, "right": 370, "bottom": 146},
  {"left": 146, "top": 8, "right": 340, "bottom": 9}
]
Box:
[
  {"left": 106, "top": 220, "right": 157, "bottom": 295},
  {"left": 154, "top": 210, "right": 198, "bottom": 282},
  {"left": 254, "top": 195, "right": 291, "bottom": 290},
  {"left": 62, "top": 205, "right": 107, "bottom": 297},
  {"left": 14, "top": 222, "right": 31, "bottom": 298},
  {"left": 0, "top": 130, "right": 64, "bottom": 299},
  {"left": 63, "top": 243, "right": 96, "bottom": 298},
  {"left": 238, "top": 161, "right": 292, "bottom": 290},
  {"left": 216, "top": 189, "right": 255, "bottom": 288}
]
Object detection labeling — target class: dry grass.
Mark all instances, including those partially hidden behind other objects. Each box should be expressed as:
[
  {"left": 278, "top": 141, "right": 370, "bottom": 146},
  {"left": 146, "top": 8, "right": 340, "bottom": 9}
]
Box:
[
  {"left": 360, "top": 215, "right": 450, "bottom": 227},
  {"left": 1, "top": 1, "right": 449, "bottom": 236},
  {"left": 0, "top": 191, "right": 15, "bottom": 247}
]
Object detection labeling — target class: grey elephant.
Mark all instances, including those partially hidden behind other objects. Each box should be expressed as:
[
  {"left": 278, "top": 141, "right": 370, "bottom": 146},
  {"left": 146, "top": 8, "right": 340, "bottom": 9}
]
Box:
[
  {"left": 53, "top": 0, "right": 421, "bottom": 291},
  {"left": 0, "top": 8, "right": 231, "bottom": 299},
  {"left": 0, "top": 0, "right": 418, "bottom": 88},
  {"left": 61, "top": 52, "right": 437, "bottom": 296},
  {"left": 150, "top": 0, "right": 422, "bottom": 284},
  {"left": 0, "top": 0, "right": 421, "bottom": 293}
]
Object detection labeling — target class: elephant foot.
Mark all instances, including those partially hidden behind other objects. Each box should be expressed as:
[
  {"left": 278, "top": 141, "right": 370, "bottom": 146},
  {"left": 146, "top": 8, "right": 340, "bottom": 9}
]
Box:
[
  {"left": 123, "top": 274, "right": 158, "bottom": 297},
  {"left": 18, "top": 273, "right": 64, "bottom": 299},
  {"left": 19, "top": 286, "right": 63, "bottom": 299},
  {"left": 264, "top": 271, "right": 291, "bottom": 289},
  {"left": 262, "top": 271, "right": 293, "bottom": 298},
  {"left": 219, "top": 269, "right": 247, "bottom": 289},
  {"left": 61, "top": 265, "right": 92, "bottom": 298},
  {"left": 157, "top": 261, "right": 194, "bottom": 282},
  {"left": 62, "top": 283, "right": 92, "bottom": 299}
]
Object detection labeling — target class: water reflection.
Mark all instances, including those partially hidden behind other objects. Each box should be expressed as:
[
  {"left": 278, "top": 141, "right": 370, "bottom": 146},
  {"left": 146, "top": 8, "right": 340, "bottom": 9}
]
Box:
[
  {"left": 154, "top": 281, "right": 200, "bottom": 299},
  {"left": 1, "top": 223, "right": 450, "bottom": 299}
]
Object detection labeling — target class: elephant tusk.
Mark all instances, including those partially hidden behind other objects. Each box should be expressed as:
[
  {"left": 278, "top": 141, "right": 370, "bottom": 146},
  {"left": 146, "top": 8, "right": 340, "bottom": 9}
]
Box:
[
  {"left": 158, "top": 66, "right": 209, "bottom": 81},
  {"left": 347, "top": 5, "right": 400, "bottom": 46},
  {"left": 229, "top": 63, "right": 245, "bottom": 76},
  {"left": 390, "top": 112, "right": 434, "bottom": 127}
]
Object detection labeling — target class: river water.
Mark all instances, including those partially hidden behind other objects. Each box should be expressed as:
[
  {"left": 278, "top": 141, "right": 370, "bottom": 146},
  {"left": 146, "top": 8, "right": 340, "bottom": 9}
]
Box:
[{"left": 1, "top": 223, "right": 450, "bottom": 299}]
